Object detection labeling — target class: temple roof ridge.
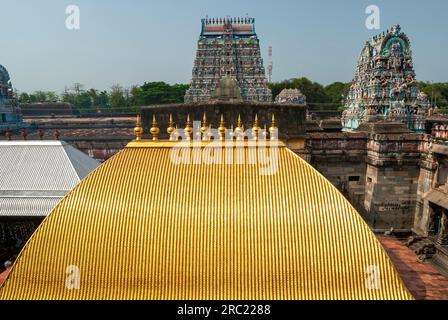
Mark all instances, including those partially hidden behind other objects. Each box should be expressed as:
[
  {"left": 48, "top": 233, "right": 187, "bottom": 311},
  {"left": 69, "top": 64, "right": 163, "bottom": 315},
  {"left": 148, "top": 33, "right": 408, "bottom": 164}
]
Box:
[
  {"left": 0, "top": 64, "right": 11, "bottom": 83},
  {"left": 368, "top": 23, "right": 404, "bottom": 46},
  {"left": 202, "top": 16, "right": 255, "bottom": 25}
]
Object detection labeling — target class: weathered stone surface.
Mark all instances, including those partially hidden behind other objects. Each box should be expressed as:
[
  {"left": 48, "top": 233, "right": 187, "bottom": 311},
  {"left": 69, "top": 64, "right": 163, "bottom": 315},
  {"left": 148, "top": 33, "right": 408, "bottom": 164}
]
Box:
[
  {"left": 364, "top": 164, "right": 419, "bottom": 231},
  {"left": 412, "top": 130, "right": 448, "bottom": 269},
  {"left": 307, "top": 131, "right": 368, "bottom": 214},
  {"left": 356, "top": 122, "right": 412, "bottom": 134}
]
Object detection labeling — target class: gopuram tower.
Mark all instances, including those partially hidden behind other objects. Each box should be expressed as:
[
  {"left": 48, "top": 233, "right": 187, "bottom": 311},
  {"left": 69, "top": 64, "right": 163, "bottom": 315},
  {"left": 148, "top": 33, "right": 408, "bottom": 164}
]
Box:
[
  {"left": 184, "top": 17, "right": 273, "bottom": 103},
  {"left": 342, "top": 25, "right": 430, "bottom": 132},
  {"left": 0, "top": 64, "right": 21, "bottom": 130}
]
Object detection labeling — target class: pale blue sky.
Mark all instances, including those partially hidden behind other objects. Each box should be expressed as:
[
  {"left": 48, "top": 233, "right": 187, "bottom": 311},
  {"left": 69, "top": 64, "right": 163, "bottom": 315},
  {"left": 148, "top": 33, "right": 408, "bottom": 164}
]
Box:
[{"left": 1, "top": 0, "right": 447, "bottom": 93}]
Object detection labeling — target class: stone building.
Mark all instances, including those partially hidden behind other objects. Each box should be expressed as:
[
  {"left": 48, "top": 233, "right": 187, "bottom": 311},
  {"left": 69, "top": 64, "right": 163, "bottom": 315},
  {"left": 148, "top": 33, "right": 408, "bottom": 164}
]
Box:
[
  {"left": 0, "top": 65, "right": 21, "bottom": 131},
  {"left": 412, "top": 120, "right": 448, "bottom": 267},
  {"left": 342, "top": 25, "right": 429, "bottom": 132},
  {"left": 275, "top": 88, "right": 306, "bottom": 105},
  {"left": 20, "top": 102, "right": 74, "bottom": 117},
  {"left": 184, "top": 17, "right": 272, "bottom": 103},
  {"left": 306, "top": 111, "right": 448, "bottom": 271}
]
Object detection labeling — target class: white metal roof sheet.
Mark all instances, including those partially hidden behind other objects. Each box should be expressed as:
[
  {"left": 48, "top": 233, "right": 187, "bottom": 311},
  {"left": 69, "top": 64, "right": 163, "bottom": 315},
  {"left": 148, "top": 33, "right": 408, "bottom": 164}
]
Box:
[
  {"left": 0, "top": 197, "right": 62, "bottom": 217},
  {"left": 0, "top": 140, "right": 100, "bottom": 217}
]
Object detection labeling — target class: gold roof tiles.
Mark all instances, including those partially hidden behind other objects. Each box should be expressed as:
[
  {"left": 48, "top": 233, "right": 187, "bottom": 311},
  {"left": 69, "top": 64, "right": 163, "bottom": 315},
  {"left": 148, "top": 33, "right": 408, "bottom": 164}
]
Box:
[{"left": 0, "top": 140, "right": 413, "bottom": 300}]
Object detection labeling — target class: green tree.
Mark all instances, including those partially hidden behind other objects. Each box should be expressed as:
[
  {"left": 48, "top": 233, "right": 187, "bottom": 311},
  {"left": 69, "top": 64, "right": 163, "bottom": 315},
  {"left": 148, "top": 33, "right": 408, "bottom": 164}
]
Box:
[
  {"left": 268, "top": 77, "right": 329, "bottom": 109},
  {"left": 110, "top": 84, "right": 127, "bottom": 112},
  {"left": 18, "top": 92, "right": 31, "bottom": 103},
  {"left": 324, "top": 82, "right": 351, "bottom": 105},
  {"left": 45, "top": 91, "right": 59, "bottom": 102},
  {"left": 31, "top": 91, "right": 46, "bottom": 102},
  {"left": 62, "top": 84, "right": 92, "bottom": 113},
  {"left": 419, "top": 82, "right": 448, "bottom": 109},
  {"left": 133, "top": 82, "right": 189, "bottom": 105},
  {"left": 95, "top": 90, "right": 110, "bottom": 112}
]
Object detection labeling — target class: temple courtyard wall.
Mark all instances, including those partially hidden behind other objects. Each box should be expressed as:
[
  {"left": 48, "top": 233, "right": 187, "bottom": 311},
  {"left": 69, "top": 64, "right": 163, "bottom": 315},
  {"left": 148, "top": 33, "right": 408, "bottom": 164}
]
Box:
[{"left": 303, "top": 126, "right": 427, "bottom": 234}]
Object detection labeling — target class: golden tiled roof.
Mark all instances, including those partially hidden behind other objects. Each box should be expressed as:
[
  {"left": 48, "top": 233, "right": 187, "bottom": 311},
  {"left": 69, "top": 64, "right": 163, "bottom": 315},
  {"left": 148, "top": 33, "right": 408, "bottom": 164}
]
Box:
[{"left": 0, "top": 140, "right": 413, "bottom": 300}]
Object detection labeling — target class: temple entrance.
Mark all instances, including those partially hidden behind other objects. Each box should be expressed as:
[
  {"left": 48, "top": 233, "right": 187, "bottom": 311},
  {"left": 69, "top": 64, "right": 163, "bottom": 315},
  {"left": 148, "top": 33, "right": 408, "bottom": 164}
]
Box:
[
  {"left": 434, "top": 211, "right": 442, "bottom": 236},
  {"left": 429, "top": 203, "right": 448, "bottom": 246}
]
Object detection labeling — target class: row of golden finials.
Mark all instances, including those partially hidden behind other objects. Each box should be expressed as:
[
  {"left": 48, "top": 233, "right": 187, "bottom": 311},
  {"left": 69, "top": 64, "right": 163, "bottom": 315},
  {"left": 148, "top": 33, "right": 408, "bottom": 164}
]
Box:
[{"left": 134, "top": 113, "right": 279, "bottom": 141}]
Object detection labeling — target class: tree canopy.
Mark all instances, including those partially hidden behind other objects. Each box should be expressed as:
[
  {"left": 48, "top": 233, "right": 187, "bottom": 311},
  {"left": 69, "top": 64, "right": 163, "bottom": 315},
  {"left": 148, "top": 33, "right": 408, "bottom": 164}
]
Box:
[
  {"left": 17, "top": 82, "right": 188, "bottom": 114},
  {"left": 268, "top": 78, "right": 351, "bottom": 111},
  {"left": 418, "top": 82, "right": 448, "bottom": 108},
  {"left": 16, "top": 78, "right": 448, "bottom": 114}
]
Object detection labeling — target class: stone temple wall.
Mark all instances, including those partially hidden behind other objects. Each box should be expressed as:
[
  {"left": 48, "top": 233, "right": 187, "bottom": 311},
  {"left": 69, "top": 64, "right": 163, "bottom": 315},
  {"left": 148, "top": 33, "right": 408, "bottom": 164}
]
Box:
[
  {"left": 413, "top": 145, "right": 437, "bottom": 236},
  {"left": 412, "top": 130, "right": 448, "bottom": 266},
  {"left": 364, "top": 164, "right": 420, "bottom": 231},
  {"left": 306, "top": 124, "right": 425, "bottom": 233},
  {"left": 362, "top": 125, "right": 424, "bottom": 232},
  {"left": 306, "top": 132, "right": 368, "bottom": 215}
]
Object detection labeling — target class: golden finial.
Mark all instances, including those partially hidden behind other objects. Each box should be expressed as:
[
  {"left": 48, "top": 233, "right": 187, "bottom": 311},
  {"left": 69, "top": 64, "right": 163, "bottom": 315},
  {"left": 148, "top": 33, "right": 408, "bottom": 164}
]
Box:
[
  {"left": 235, "top": 114, "right": 243, "bottom": 141},
  {"left": 185, "top": 114, "right": 193, "bottom": 141},
  {"left": 134, "top": 115, "right": 143, "bottom": 141},
  {"left": 201, "top": 113, "right": 208, "bottom": 132},
  {"left": 262, "top": 124, "right": 268, "bottom": 140},
  {"left": 150, "top": 114, "right": 160, "bottom": 141},
  {"left": 252, "top": 114, "right": 260, "bottom": 140},
  {"left": 200, "top": 112, "right": 208, "bottom": 140},
  {"left": 269, "top": 114, "right": 278, "bottom": 140},
  {"left": 203, "top": 127, "right": 209, "bottom": 141},
  {"left": 237, "top": 114, "right": 243, "bottom": 128},
  {"left": 195, "top": 123, "right": 202, "bottom": 140},
  {"left": 173, "top": 125, "right": 179, "bottom": 141},
  {"left": 207, "top": 125, "right": 213, "bottom": 140},
  {"left": 218, "top": 114, "right": 226, "bottom": 141},
  {"left": 167, "top": 114, "right": 175, "bottom": 140}
]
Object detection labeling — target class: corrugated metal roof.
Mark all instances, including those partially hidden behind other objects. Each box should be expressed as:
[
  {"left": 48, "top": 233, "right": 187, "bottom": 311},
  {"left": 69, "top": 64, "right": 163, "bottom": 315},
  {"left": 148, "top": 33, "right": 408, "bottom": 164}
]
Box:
[
  {"left": 0, "top": 141, "right": 413, "bottom": 299},
  {"left": 0, "top": 141, "right": 98, "bottom": 192},
  {"left": 61, "top": 143, "right": 100, "bottom": 179},
  {"left": 0, "top": 141, "right": 99, "bottom": 217},
  {"left": 0, "top": 197, "right": 61, "bottom": 217}
]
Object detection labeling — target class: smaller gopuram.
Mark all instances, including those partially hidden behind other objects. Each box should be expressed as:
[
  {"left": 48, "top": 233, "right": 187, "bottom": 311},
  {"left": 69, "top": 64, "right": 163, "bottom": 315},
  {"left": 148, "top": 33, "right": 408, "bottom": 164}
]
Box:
[
  {"left": 342, "top": 25, "right": 429, "bottom": 132},
  {"left": 275, "top": 88, "right": 306, "bottom": 105},
  {"left": 0, "top": 64, "right": 22, "bottom": 130},
  {"left": 184, "top": 17, "right": 272, "bottom": 103}
]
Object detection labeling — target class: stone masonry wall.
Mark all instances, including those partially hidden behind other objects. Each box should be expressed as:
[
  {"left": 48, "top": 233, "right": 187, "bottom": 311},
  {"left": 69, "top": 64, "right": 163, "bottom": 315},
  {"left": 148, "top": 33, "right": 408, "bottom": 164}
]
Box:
[
  {"left": 363, "top": 129, "right": 424, "bottom": 232},
  {"left": 307, "top": 132, "right": 368, "bottom": 214},
  {"left": 414, "top": 163, "right": 436, "bottom": 236},
  {"left": 364, "top": 164, "right": 420, "bottom": 231}
]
